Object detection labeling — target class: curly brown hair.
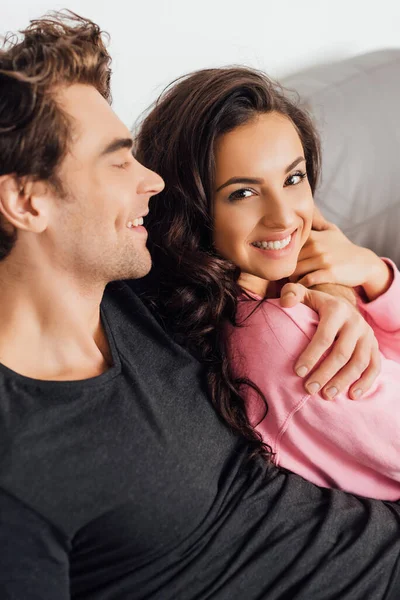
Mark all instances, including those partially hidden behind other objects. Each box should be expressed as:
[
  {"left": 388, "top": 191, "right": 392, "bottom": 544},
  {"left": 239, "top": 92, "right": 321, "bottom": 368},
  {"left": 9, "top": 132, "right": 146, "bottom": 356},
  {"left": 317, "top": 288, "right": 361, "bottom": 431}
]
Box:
[
  {"left": 0, "top": 10, "right": 112, "bottom": 259},
  {"left": 135, "top": 67, "right": 321, "bottom": 460}
]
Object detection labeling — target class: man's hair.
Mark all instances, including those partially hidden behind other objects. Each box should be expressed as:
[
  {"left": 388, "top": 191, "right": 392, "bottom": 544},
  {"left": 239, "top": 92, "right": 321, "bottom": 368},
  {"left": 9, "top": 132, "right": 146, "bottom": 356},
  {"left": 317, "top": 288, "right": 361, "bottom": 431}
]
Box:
[{"left": 0, "top": 10, "right": 112, "bottom": 259}]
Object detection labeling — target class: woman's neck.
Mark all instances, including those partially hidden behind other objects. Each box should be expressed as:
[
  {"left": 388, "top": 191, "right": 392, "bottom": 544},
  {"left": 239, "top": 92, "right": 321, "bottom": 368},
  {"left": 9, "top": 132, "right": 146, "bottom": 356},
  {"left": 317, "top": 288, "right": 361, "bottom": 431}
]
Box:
[{"left": 238, "top": 273, "right": 286, "bottom": 299}]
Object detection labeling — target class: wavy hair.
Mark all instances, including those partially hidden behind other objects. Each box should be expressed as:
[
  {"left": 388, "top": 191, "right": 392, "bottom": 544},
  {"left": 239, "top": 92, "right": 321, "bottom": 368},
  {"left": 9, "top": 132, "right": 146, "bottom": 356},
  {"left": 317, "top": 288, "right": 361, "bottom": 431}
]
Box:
[
  {"left": 0, "top": 10, "right": 112, "bottom": 259},
  {"left": 135, "top": 67, "right": 321, "bottom": 460}
]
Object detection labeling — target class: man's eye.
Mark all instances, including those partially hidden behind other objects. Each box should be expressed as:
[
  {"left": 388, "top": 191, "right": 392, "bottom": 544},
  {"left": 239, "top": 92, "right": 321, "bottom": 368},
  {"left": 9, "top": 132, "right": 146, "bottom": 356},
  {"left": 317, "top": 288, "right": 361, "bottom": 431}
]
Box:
[
  {"left": 285, "top": 171, "right": 307, "bottom": 186},
  {"left": 228, "top": 188, "right": 254, "bottom": 201},
  {"left": 114, "top": 162, "right": 130, "bottom": 170}
]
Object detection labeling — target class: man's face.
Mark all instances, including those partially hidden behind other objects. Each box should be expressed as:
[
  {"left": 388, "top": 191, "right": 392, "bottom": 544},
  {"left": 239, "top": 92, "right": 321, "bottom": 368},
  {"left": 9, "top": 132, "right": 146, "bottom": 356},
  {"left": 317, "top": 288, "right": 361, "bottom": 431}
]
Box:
[{"left": 46, "top": 84, "right": 164, "bottom": 284}]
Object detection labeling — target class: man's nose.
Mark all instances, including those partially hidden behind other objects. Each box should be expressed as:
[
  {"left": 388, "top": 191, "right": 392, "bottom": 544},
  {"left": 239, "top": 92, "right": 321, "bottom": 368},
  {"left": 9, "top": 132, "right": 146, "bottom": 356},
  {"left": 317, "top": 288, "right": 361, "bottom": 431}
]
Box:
[{"left": 136, "top": 160, "right": 165, "bottom": 196}]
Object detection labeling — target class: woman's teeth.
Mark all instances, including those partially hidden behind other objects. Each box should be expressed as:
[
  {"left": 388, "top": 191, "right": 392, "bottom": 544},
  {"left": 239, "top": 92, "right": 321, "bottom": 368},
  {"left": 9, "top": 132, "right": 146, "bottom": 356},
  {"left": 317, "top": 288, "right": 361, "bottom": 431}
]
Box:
[
  {"left": 127, "top": 217, "right": 144, "bottom": 228},
  {"left": 252, "top": 234, "right": 291, "bottom": 250}
]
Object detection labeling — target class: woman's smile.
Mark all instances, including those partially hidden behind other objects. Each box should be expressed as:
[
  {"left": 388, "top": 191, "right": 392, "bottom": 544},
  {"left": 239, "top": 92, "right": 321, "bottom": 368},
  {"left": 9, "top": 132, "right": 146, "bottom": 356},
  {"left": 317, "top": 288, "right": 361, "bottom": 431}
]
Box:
[{"left": 249, "top": 228, "right": 298, "bottom": 260}]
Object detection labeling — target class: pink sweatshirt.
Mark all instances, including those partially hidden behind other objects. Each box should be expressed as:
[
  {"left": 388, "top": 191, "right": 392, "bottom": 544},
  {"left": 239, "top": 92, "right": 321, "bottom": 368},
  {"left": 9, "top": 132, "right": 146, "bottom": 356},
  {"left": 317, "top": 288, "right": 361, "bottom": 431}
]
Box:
[{"left": 226, "top": 259, "right": 400, "bottom": 500}]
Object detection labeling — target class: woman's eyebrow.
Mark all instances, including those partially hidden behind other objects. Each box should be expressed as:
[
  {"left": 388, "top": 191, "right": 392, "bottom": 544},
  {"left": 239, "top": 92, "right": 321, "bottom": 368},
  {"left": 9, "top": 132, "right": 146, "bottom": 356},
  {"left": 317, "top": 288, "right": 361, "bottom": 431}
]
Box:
[
  {"left": 216, "top": 177, "right": 264, "bottom": 193},
  {"left": 215, "top": 157, "right": 306, "bottom": 193},
  {"left": 285, "top": 156, "right": 305, "bottom": 173}
]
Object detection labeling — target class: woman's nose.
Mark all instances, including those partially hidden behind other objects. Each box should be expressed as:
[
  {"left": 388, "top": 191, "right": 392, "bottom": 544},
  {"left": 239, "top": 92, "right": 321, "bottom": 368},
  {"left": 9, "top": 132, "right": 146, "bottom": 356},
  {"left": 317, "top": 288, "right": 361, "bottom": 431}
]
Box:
[{"left": 260, "top": 193, "right": 295, "bottom": 229}]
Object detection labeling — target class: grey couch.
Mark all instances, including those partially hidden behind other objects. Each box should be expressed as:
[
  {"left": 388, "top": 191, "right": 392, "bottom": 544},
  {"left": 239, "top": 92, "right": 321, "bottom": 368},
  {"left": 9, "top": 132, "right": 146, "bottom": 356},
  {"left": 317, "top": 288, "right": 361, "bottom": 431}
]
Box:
[{"left": 283, "top": 50, "right": 400, "bottom": 266}]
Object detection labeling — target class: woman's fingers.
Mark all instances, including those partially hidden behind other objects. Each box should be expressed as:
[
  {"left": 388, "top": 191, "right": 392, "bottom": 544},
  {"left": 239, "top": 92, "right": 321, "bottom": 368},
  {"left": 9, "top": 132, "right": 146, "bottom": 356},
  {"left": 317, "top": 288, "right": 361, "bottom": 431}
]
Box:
[
  {"left": 312, "top": 205, "right": 334, "bottom": 231},
  {"left": 296, "top": 269, "right": 334, "bottom": 288},
  {"left": 289, "top": 256, "right": 325, "bottom": 281}
]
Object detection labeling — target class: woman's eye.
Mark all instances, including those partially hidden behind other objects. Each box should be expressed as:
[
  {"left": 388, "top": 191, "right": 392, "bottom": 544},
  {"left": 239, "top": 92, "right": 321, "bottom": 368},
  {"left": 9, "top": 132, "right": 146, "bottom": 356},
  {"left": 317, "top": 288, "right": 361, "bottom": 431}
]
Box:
[
  {"left": 285, "top": 171, "right": 307, "bottom": 186},
  {"left": 228, "top": 188, "right": 254, "bottom": 201}
]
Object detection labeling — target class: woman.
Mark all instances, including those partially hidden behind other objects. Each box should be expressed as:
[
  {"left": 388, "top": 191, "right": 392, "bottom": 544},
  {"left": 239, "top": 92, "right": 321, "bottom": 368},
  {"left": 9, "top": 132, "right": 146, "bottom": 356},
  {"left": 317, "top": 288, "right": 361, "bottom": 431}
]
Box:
[{"left": 135, "top": 67, "right": 400, "bottom": 500}]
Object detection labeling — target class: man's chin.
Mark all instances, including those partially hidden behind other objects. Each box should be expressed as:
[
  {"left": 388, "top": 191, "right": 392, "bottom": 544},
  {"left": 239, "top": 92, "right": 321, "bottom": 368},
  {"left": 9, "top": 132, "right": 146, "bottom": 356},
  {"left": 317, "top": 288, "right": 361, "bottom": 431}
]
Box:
[
  {"left": 107, "top": 254, "right": 152, "bottom": 283},
  {"left": 135, "top": 262, "right": 152, "bottom": 280},
  {"left": 127, "top": 259, "right": 152, "bottom": 281}
]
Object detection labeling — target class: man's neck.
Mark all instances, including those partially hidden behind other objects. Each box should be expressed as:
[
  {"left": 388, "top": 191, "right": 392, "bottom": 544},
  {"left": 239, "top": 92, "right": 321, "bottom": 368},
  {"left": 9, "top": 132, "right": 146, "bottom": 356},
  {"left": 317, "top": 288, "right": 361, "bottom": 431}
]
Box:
[{"left": 0, "top": 261, "right": 112, "bottom": 382}]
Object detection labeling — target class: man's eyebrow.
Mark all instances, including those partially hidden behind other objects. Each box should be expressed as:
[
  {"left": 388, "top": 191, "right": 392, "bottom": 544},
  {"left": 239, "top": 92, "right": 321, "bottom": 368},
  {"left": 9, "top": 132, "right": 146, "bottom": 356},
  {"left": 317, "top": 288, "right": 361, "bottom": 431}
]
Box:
[
  {"left": 100, "top": 137, "right": 133, "bottom": 156},
  {"left": 215, "top": 156, "right": 306, "bottom": 193}
]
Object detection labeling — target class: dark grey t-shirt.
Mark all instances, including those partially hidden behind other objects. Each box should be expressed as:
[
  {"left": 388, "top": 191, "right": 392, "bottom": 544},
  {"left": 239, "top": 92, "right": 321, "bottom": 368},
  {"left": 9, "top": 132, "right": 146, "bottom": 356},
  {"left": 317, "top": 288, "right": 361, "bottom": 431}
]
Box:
[{"left": 0, "top": 280, "right": 400, "bottom": 599}]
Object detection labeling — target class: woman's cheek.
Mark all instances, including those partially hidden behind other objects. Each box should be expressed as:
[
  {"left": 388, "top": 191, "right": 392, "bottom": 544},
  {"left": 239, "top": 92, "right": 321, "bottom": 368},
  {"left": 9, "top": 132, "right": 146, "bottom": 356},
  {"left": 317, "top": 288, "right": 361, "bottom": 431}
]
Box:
[{"left": 299, "top": 194, "right": 314, "bottom": 233}]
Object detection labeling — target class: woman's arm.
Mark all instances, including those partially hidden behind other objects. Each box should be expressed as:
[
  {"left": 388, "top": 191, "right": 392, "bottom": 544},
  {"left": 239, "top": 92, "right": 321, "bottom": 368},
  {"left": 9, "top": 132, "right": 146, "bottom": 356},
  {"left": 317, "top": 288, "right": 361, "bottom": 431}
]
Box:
[
  {"left": 228, "top": 298, "right": 400, "bottom": 500},
  {"left": 290, "top": 212, "right": 394, "bottom": 301},
  {"left": 288, "top": 206, "right": 400, "bottom": 362},
  {"left": 291, "top": 233, "right": 400, "bottom": 361},
  {"left": 356, "top": 258, "right": 400, "bottom": 362}
]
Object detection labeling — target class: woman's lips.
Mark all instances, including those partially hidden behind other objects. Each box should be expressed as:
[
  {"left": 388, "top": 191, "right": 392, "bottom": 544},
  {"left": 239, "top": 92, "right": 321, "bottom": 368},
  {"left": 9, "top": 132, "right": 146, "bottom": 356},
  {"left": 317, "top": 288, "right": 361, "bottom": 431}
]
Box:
[{"left": 250, "top": 229, "right": 298, "bottom": 260}]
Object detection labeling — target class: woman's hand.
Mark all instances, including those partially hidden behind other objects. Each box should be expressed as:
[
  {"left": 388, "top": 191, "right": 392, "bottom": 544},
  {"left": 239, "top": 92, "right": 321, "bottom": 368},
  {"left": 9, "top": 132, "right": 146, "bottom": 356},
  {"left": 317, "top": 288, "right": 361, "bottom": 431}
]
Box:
[
  {"left": 279, "top": 283, "right": 381, "bottom": 401},
  {"left": 290, "top": 208, "right": 393, "bottom": 301}
]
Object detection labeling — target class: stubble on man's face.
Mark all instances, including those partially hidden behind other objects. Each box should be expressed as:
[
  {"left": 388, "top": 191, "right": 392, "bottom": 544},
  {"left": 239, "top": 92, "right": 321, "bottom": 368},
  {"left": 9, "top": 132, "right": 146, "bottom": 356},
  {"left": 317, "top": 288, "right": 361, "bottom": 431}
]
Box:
[
  {"left": 48, "top": 84, "right": 162, "bottom": 285},
  {"left": 49, "top": 181, "right": 153, "bottom": 286}
]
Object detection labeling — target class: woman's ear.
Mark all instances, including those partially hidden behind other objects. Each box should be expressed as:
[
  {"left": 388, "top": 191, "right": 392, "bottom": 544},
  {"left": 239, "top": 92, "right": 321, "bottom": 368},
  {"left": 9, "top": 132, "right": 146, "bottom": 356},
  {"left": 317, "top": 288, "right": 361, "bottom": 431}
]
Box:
[{"left": 0, "top": 175, "right": 50, "bottom": 233}]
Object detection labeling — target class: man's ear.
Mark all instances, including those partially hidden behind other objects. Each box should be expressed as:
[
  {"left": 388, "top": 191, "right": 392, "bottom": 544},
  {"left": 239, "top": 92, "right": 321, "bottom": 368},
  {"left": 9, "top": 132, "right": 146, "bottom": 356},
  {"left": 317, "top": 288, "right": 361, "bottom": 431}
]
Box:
[{"left": 0, "top": 175, "right": 50, "bottom": 233}]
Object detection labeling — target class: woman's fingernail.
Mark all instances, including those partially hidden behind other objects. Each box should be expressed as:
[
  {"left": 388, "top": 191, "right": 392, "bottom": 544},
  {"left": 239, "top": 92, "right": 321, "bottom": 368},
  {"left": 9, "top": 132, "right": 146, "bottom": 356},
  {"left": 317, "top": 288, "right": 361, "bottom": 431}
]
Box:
[
  {"left": 325, "top": 386, "right": 338, "bottom": 399},
  {"left": 352, "top": 388, "right": 362, "bottom": 399},
  {"left": 307, "top": 382, "right": 320, "bottom": 394},
  {"left": 296, "top": 366, "right": 308, "bottom": 377}
]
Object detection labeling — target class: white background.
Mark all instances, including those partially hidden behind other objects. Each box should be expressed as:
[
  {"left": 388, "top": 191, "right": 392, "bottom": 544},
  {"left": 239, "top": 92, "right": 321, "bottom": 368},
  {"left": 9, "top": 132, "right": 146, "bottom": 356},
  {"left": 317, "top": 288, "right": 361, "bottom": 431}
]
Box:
[{"left": 2, "top": 0, "right": 400, "bottom": 127}]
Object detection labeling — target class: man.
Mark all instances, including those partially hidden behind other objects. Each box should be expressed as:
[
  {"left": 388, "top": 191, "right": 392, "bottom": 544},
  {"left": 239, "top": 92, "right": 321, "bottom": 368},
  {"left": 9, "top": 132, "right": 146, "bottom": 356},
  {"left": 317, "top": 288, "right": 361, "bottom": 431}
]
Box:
[{"left": 0, "top": 11, "right": 397, "bottom": 600}]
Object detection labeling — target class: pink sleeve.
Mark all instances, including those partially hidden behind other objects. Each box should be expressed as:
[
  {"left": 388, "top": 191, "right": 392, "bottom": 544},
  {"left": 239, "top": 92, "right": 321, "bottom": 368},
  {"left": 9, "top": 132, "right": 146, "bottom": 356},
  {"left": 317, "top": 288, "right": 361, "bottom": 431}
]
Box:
[
  {"left": 357, "top": 258, "right": 400, "bottom": 362},
  {"left": 227, "top": 298, "right": 400, "bottom": 500}
]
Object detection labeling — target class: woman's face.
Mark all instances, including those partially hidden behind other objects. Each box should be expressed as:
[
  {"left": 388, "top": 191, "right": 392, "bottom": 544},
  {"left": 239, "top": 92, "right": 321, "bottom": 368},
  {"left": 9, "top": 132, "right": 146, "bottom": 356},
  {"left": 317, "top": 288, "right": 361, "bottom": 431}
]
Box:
[{"left": 213, "top": 111, "right": 314, "bottom": 296}]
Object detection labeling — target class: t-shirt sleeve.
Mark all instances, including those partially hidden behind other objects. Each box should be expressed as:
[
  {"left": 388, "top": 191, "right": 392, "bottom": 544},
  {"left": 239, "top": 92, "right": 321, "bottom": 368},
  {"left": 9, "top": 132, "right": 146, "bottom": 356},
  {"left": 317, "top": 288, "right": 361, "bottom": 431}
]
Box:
[
  {"left": 228, "top": 297, "right": 400, "bottom": 500},
  {"left": 357, "top": 258, "right": 400, "bottom": 362},
  {"left": 0, "top": 487, "right": 70, "bottom": 599}
]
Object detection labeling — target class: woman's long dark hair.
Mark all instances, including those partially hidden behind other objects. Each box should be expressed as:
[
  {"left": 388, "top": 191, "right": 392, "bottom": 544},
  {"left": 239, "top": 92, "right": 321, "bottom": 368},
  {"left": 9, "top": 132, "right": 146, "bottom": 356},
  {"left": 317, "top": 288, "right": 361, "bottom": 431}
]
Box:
[{"left": 135, "top": 67, "right": 321, "bottom": 460}]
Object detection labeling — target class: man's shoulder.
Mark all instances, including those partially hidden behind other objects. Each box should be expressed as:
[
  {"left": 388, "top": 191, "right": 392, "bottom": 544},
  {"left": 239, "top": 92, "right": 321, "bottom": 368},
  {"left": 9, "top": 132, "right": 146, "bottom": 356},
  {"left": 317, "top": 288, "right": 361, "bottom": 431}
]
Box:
[
  {"left": 103, "top": 279, "right": 152, "bottom": 320},
  {"left": 102, "top": 279, "right": 185, "bottom": 358}
]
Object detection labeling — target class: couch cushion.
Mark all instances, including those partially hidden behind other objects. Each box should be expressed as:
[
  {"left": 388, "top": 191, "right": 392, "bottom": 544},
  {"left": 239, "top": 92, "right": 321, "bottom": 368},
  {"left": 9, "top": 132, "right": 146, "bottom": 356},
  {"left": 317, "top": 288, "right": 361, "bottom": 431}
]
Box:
[{"left": 283, "top": 50, "right": 400, "bottom": 265}]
